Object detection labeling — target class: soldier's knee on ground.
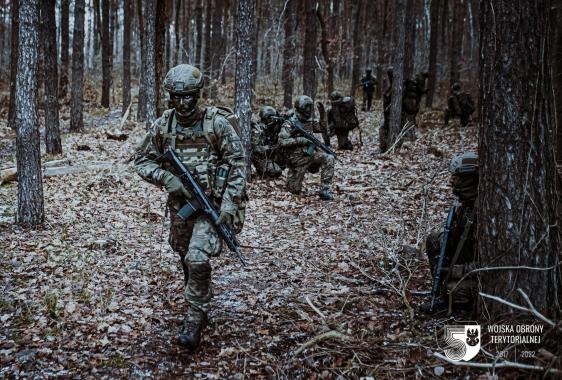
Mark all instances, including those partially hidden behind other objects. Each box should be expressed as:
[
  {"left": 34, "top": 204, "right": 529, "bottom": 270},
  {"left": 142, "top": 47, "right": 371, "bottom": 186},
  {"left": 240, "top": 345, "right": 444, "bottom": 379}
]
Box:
[{"left": 185, "top": 250, "right": 212, "bottom": 303}]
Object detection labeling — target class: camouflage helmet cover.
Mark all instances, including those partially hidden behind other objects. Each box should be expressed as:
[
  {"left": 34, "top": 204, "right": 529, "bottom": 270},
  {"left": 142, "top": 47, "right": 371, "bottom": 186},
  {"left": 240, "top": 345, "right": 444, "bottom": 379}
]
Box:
[
  {"left": 294, "top": 95, "right": 314, "bottom": 121},
  {"left": 449, "top": 152, "right": 478, "bottom": 174},
  {"left": 259, "top": 105, "right": 278, "bottom": 123},
  {"left": 449, "top": 152, "right": 478, "bottom": 202},
  {"left": 163, "top": 64, "right": 204, "bottom": 94},
  {"left": 329, "top": 91, "right": 342, "bottom": 101}
]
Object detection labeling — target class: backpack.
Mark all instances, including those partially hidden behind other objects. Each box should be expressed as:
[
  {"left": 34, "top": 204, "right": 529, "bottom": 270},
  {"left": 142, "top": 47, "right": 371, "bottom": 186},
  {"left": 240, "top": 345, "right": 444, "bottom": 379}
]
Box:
[
  {"left": 458, "top": 93, "right": 475, "bottom": 116},
  {"left": 202, "top": 106, "right": 242, "bottom": 151}
]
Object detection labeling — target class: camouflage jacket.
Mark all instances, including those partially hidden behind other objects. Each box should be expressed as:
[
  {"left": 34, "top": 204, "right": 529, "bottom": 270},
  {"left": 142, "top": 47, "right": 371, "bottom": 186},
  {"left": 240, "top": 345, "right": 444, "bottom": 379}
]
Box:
[
  {"left": 134, "top": 107, "right": 246, "bottom": 215},
  {"left": 360, "top": 75, "right": 376, "bottom": 93},
  {"left": 278, "top": 114, "right": 324, "bottom": 162}
]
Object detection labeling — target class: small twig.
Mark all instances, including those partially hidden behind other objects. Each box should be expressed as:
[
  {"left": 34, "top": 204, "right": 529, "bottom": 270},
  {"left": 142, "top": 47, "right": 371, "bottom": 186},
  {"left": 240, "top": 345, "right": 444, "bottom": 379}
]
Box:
[
  {"left": 305, "top": 295, "right": 326, "bottom": 320},
  {"left": 433, "top": 352, "right": 561, "bottom": 373},
  {"left": 294, "top": 331, "right": 351, "bottom": 356}
]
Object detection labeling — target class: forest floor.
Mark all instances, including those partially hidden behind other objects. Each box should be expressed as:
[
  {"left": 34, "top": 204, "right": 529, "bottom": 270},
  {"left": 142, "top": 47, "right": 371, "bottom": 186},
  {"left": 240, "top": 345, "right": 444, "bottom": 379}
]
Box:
[{"left": 0, "top": 96, "right": 508, "bottom": 379}]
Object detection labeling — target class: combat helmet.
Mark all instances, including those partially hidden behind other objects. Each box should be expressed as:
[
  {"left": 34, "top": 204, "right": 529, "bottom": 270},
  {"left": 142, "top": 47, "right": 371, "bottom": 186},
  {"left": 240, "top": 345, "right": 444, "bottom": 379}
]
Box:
[
  {"left": 452, "top": 82, "right": 462, "bottom": 93},
  {"left": 449, "top": 152, "right": 478, "bottom": 202},
  {"left": 294, "top": 95, "right": 314, "bottom": 122},
  {"left": 163, "top": 64, "right": 204, "bottom": 122},
  {"left": 329, "top": 91, "right": 342, "bottom": 102},
  {"left": 259, "top": 106, "right": 279, "bottom": 124}
]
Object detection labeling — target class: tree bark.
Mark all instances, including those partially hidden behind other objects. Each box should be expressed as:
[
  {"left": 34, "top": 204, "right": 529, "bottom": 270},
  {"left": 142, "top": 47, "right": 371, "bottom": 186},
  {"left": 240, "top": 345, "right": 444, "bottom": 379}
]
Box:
[
  {"left": 195, "top": 0, "right": 203, "bottom": 67},
  {"left": 303, "top": 0, "right": 317, "bottom": 100},
  {"left": 234, "top": 0, "right": 255, "bottom": 172},
  {"left": 316, "top": 1, "right": 333, "bottom": 95},
  {"left": 155, "top": 0, "right": 167, "bottom": 111},
  {"left": 16, "top": 0, "right": 44, "bottom": 225},
  {"left": 553, "top": 3, "right": 562, "bottom": 164},
  {"left": 101, "top": 0, "right": 111, "bottom": 107},
  {"left": 138, "top": 0, "right": 157, "bottom": 123},
  {"left": 122, "top": 0, "right": 132, "bottom": 115},
  {"left": 388, "top": 0, "right": 408, "bottom": 147},
  {"left": 479, "top": 0, "right": 560, "bottom": 317},
  {"left": 376, "top": 0, "right": 389, "bottom": 100},
  {"left": 210, "top": 0, "right": 224, "bottom": 98},
  {"left": 8, "top": 0, "right": 18, "bottom": 131},
  {"left": 41, "top": 0, "right": 62, "bottom": 155},
  {"left": 174, "top": 0, "right": 181, "bottom": 65},
  {"left": 350, "top": 0, "right": 363, "bottom": 98},
  {"left": 59, "top": 0, "right": 70, "bottom": 98},
  {"left": 449, "top": 0, "right": 464, "bottom": 87},
  {"left": 426, "top": 0, "right": 440, "bottom": 108},
  {"left": 70, "top": 0, "right": 86, "bottom": 132},
  {"left": 403, "top": 0, "right": 415, "bottom": 80},
  {"left": 282, "top": 0, "right": 296, "bottom": 109},
  {"left": 182, "top": 0, "right": 190, "bottom": 64}
]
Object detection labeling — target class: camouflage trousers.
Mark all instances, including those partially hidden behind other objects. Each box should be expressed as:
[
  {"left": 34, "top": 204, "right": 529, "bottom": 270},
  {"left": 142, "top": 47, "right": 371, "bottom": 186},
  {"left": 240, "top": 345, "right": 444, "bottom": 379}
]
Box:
[
  {"left": 169, "top": 212, "right": 222, "bottom": 323},
  {"left": 425, "top": 231, "right": 476, "bottom": 310},
  {"left": 335, "top": 131, "right": 353, "bottom": 150},
  {"left": 379, "top": 122, "right": 389, "bottom": 153},
  {"left": 444, "top": 109, "right": 470, "bottom": 127},
  {"left": 286, "top": 150, "right": 334, "bottom": 194},
  {"left": 252, "top": 155, "right": 282, "bottom": 178}
]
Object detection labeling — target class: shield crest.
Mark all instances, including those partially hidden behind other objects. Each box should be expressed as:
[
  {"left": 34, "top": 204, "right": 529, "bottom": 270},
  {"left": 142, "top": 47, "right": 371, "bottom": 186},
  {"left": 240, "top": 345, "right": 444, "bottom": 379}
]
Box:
[{"left": 443, "top": 325, "right": 481, "bottom": 361}]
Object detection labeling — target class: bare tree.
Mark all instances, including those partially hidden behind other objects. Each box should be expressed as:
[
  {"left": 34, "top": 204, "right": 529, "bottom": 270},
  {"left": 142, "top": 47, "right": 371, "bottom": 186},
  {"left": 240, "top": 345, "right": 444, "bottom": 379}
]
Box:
[
  {"left": 553, "top": 3, "right": 562, "bottom": 164},
  {"left": 174, "top": 0, "right": 181, "bottom": 65},
  {"left": 41, "top": 0, "right": 62, "bottom": 155},
  {"left": 155, "top": 0, "right": 167, "bottom": 111},
  {"left": 122, "top": 0, "right": 132, "bottom": 114},
  {"left": 282, "top": 0, "right": 296, "bottom": 109},
  {"left": 16, "top": 0, "right": 44, "bottom": 225},
  {"left": 449, "top": 0, "right": 464, "bottom": 87},
  {"left": 101, "top": 0, "right": 111, "bottom": 107},
  {"left": 8, "top": 0, "right": 18, "bottom": 130},
  {"left": 59, "top": 0, "right": 70, "bottom": 98},
  {"left": 478, "top": 0, "right": 560, "bottom": 317},
  {"left": 350, "top": 0, "right": 363, "bottom": 98},
  {"left": 70, "top": 0, "right": 86, "bottom": 132},
  {"left": 195, "top": 0, "right": 203, "bottom": 67},
  {"left": 138, "top": 0, "right": 157, "bottom": 123},
  {"left": 234, "top": 0, "right": 256, "bottom": 170},
  {"left": 302, "top": 0, "right": 317, "bottom": 99},
  {"left": 317, "top": 0, "right": 333, "bottom": 94},
  {"left": 426, "top": 0, "right": 440, "bottom": 108}
]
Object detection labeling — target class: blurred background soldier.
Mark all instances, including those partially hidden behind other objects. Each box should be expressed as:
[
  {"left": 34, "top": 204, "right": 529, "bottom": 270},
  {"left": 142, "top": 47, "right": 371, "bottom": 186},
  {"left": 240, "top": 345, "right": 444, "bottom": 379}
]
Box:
[
  {"left": 278, "top": 95, "right": 335, "bottom": 200},
  {"left": 444, "top": 82, "right": 475, "bottom": 127},
  {"left": 423, "top": 152, "right": 478, "bottom": 314},
  {"left": 327, "top": 91, "right": 359, "bottom": 150},
  {"left": 251, "top": 106, "right": 283, "bottom": 178},
  {"left": 380, "top": 68, "right": 393, "bottom": 152},
  {"left": 360, "top": 69, "right": 376, "bottom": 111}
]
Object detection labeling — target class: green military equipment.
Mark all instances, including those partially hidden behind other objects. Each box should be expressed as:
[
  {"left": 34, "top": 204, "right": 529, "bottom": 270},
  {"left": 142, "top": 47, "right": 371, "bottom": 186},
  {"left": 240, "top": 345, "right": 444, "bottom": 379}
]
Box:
[
  {"left": 430, "top": 206, "right": 456, "bottom": 311},
  {"left": 259, "top": 106, "right": 279, "bottom": 124},
  {"left": 163, "top": 64, "right": 204, "bottom": 94},
  {"left": 290, "top": 118, "right": 338, "bottom": 159},
  {"left": 294, "top": 95, "right": 314, "bottom": 121}
]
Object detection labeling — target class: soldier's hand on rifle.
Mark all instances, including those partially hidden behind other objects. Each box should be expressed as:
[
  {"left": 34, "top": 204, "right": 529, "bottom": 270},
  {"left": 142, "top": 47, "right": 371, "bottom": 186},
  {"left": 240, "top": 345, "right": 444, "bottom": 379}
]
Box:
[
  {"left": 216, "top": 210, "right": 235, "bottom": 229},
  {"left": 160, "top": 171, "right": 192, "bottom": 199}
]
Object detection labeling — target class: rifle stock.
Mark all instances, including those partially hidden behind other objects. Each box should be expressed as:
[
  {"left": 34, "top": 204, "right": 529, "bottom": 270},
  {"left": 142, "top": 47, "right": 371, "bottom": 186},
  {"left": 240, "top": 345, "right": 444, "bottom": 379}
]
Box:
[{"left": 430, "top": 206, "right": 456, "bottom": 311}]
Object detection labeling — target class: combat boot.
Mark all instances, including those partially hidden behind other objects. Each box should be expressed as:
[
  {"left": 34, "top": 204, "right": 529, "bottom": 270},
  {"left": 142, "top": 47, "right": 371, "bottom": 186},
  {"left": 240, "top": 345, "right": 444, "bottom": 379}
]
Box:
[
  {"left": 319, "top": 189, "right": 333, "bottom": 200},
  {"left": 178, "top": 316, "right": 206, "bottom": 351}
]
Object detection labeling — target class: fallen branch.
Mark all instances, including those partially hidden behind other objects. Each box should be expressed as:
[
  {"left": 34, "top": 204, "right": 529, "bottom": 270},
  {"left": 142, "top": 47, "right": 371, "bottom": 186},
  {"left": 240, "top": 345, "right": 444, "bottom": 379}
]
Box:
[
  {"left": 433, "top": 352, "right": 562, "bottom": 374},
  {"left": 305, "top": 295, "right": 326, "bottom": 320},
  {"left": 294, "top": 331, "right": 351, "bottom": 356}
]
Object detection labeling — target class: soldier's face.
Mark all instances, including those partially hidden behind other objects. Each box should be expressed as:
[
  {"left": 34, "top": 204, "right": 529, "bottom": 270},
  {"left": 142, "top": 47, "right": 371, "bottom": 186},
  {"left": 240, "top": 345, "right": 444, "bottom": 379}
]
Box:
[{"left": 169, "top": 93, "right": 198, "bottom": 115}]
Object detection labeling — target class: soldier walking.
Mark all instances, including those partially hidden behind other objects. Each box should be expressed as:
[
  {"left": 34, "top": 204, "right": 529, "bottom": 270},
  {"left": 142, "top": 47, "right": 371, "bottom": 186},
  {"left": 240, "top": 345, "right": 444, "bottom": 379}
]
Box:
[{"left": 360, "top": 69, "right": 376, "bottom": 111}]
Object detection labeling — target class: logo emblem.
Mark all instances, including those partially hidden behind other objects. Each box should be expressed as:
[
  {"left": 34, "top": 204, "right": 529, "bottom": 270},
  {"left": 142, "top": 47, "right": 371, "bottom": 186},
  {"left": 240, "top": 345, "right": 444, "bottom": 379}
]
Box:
[{"left": 443, "top": 325, "right": 481, "bottom": 361}]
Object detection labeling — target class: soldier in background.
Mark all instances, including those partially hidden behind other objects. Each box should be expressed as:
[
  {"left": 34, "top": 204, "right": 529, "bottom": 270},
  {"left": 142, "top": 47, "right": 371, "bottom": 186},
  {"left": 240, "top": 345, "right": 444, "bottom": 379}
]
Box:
[
  {"left": 251, "top": 106, "right": 283, "bottom": 178},
  {"left": 327, "top": 91, "right": 360, "bottom": 150},
  {"left": 444, "top": 82, "right": 475, "bottom": 127},
  {"left": 278, "top": 95, "right": 335, "bottom": 200},
  {"left": 360, "top": 69, "right": 376, "bottom": 111},
  {"left": 422, "top": 152, "right": 478, "bottom": 314}
]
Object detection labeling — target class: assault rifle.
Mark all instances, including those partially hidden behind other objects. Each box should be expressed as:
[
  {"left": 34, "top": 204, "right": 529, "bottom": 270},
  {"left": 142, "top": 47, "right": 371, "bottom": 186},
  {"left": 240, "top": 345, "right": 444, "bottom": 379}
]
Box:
[
  {"left": 430, "top": 206, "right": 456, "bottom": 311},
  {"left": 274, "top": 116, "right": 337, "bottom": 159},
  {"left": 159, "top": 147, "right": 247, "bottom": 266}
]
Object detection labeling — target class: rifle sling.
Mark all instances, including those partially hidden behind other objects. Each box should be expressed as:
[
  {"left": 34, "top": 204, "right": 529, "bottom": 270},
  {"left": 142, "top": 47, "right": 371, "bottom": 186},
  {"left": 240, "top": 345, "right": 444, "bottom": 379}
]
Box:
[{"left": 443, "top": 210, "right": 474, "bottom": 289}]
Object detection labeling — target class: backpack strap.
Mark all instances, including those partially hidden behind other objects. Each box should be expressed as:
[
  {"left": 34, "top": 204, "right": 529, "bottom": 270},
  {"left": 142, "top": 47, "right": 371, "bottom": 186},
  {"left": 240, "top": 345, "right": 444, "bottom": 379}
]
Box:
[
  {"left": 202, "top": 107, "right": 219, "bottom": 153},
  {"left": 161, "top": 109, "right": 177, "bottom": 149}
]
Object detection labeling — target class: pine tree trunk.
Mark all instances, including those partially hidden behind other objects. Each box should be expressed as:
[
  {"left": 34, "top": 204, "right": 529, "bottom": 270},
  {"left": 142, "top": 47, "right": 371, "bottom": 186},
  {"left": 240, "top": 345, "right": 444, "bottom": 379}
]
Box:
[
  {"left": 388, "top": 0, "right": 408, "bottom": 148},
  {"left": 101, "top": 0, "right": 110, "bottom": 107},
  {"left": 350, "top": 0, "right": 363, "bottom": 98},
  {"left": 210, "top": 0, "right": 224, "bottom": 98},
  {"left": 282, "top": 0, "right": 295, "bottom": 109},
  {"left": 16, "top": 0, "right": 44, "bottom": 225},
  {"left": 449, "top": 0, "right": 464, "bottom": 87},
  {"left": 137, "top": 0, "right": 146, "bottom": 120},
  {"left": 203, "top": 0, "right": 212, "bottom": 84},
  {"left": 479, "top": 0, "right": 560, "bottom": 317},
  {"left": 8, "top": 0, "right": 18, "bottom": 130},
  {"left": 553, "top": 3, "right": 562, "bottom": 164},
  {"left": 174, "top": 0, "right": 181, "bottom": 65},
  {"left": 139, "top": 0, "right": 157, "bottom": 123},
  {"left": 59, "top": 0, "right": 70, "bottom": 98},
  {"left": 41, "top": 0, "right": 62, "bottom": 155},
  {"left": 316, "top": 1, "right": 333, "bottom": 95},
  {"left": 122, "top": 0, "right": 132, "bottom": 115},
  {"left": 155, "top": 0, "right": 167, "bottom": 113},
  {"left": 195, "top": 0, "right": 203, "bottom": 67},
  {"left": 234, "top": 0, "right": 255, "bottom": 172},
  {"left": 182, "top": 0, "right": 190, "bottom": 64},
  {"left": 376, "top": 0, "right": 388, "bottom": 100},
  {"left": 403, "top": 0, "right": 415, "bottom": 80},
  {"left": 302, "top": 0, "right": 317, "bottom": 99},
  {"left": 70, "top": 0, "right": 86, "bottom": 132},
  {"left": 426, "top": 0, "right": 440, "bottom": 108}
]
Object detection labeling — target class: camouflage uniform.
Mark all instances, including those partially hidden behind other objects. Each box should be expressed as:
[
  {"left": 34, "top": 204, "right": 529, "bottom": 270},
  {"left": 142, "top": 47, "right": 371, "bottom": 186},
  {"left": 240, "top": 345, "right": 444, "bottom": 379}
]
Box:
[
  {"left": 424, "top": 152, "right": 478, "bottom": 313},
  {"left": 360, "top": 69, "right": 376, "bottom": 111},
  {"left": 444, "top": 83, "right": 475, "bottom": 127},
  {"left": 134, "top": 64, "right": 246, "bottom": 349},
  {"left": 279, "top": 96, "right": 334, "bottom": 199},
  {"left": 327, "top": 91, "right": 359, "bottom": 150},
  {"left": 251, "top": 121, "right": 282, "bottom": 178}
]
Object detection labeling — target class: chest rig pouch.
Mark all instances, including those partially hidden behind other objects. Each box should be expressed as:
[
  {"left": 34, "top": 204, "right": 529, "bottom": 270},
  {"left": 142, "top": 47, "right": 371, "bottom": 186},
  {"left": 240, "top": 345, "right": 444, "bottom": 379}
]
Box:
[{"left": 161, "top": 110, "right": 227, "bottom": 200}]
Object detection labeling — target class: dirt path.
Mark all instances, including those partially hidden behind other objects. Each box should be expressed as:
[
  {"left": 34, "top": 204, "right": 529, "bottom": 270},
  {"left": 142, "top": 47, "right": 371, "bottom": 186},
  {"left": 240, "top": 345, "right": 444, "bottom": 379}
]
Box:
[{"left": 0, "top": 108, "right": 477, "bottom": 378}]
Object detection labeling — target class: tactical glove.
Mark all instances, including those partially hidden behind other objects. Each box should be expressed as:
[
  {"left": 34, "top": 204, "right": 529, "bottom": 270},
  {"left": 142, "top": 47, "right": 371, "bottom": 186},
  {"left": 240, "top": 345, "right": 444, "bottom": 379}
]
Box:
[
  {"left": 215, "top": 210, "right": 235, "bottom": 229},
  {"left": 295, "top": 137, "right": 310, "bottom": 146},
  {"left": 159, "top": 170, "right": 192, "bottom": 199}
]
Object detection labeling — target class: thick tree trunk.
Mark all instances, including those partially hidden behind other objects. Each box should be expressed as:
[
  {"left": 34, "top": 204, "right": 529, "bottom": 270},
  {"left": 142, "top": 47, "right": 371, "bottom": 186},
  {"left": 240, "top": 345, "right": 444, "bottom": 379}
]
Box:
[
  {"left": 137, "top": 0, "right": 146, "bottom": 119},
  {"left": 376, "top": 0, "right": 388, "bottom": 100},
  {"left": 41, "top": 0, "right": 62, "bottom": 155},
  {"left": 8, "top": 0, "right": 18, "bottom": 131},
  {"left": 174, "top": 0, "right": 181, "bottom": 65},
  {"left": 426, "top": 0, "right": 440, "bottom": 108},
  {"left": 234, "top": 0, "right": 255, "bottom": 172},
  {"left": 350, "top": 0, "right": 363, "bottom": 98},
  {"left": 122, "top": 0, "right": 132, "bottom": 115},
  {"left": 182, "top": 0, "right": 190, "bottom": 64},
  {"left": 155, "top": 0, "right": 167, "bottom": 111},
  {"left": 70, "top": 0, "right": 86, "bottom": 132},
  {"left": 101, "top": 0, "right": 111, "bottom": 107},
  {"left": 93, "top": 0, "right": 101, "bottom": 56},
  {"left": 59, "top": 0, "right": 70, "bottom": 98},
  {"left": 316, "top": 1, "right": 333, "bottom": 95},
  {"left": 139, "top": 0, "right": 157, "bottom": 123},
  {"left": 553, "top": 3, "right": 562, "bottom": 164},
  {"left": 403, "top": 0, "right": 415, "bottom": 80},
  {"left": 479, "top": 0, "right": 560, "bottom": 317},
  {"left": 195, "top": 0, "right": 203, "bottom": 67},
  {"left": 16, "top": 0, "right": 44, "bottom": 225},
  {"left": 303, "top": 0, "right": 317, "bottom": 99},
  {"left": 282, "top": 0, "right": 296, "bottom": 109},
  {"left": 450, "top": 0, "right": 464, "bottom": 87},
  {"left": 388, "top": 0, "right": 408, "bottom": 148},
  {"left": 210, "top": 0, "right": 224, "bottom": 98}
]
